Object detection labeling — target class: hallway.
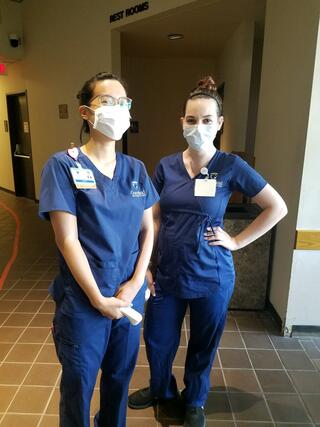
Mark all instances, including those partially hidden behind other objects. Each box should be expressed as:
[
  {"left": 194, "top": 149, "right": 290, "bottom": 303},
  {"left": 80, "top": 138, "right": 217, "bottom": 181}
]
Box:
[{"left": 0, "top": 190, "right": 319, "bottom": 426}]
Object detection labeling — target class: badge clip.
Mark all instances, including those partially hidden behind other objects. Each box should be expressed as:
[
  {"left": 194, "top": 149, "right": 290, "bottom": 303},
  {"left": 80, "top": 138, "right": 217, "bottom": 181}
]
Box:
[
  {"left": 67, "top": 143, "right": 81, "bottom": 168},
  {"left": 200, "top": 167, "right": 209, "bottom": 179}
]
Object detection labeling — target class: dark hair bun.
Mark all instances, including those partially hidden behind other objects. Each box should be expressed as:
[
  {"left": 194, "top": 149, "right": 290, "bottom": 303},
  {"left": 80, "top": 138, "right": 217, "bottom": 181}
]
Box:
[{"left": 197, "top": 76, "right": 217, "bottom": 92}]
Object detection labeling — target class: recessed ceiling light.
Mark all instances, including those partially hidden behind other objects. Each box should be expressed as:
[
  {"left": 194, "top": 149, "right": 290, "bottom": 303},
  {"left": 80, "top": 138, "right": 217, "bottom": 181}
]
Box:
[{"left": 168, "top": 34, "right": 184, "bottom": 40}]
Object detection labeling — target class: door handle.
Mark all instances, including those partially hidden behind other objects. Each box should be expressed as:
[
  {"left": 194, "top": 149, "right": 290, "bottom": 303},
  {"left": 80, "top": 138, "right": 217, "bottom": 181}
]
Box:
[{"left": 13, "top": 153, "right": 31, "bottom": 159}]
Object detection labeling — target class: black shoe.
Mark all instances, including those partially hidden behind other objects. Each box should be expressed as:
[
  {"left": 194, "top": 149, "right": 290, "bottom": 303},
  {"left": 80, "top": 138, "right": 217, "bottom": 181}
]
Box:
[
  {"left": 184, "top": 406, "right": 206, "bottom": 427},
  {"left": 128, "top": 387, "right": 155, "bottom": 409},
  {"left": 158, "top": 391, "right": 184, "bottom": 421}
]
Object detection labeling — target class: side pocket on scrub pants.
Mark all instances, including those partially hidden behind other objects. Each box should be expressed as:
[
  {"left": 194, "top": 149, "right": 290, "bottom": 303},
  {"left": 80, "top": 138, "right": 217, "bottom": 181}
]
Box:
[{"left": 52, "top": 319, "right": 81, "bottom": 368}]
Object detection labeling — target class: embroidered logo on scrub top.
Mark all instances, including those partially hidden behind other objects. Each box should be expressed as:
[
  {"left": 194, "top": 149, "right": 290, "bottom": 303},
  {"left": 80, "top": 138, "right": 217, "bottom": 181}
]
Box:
[{"left": 130, "top": 181, "right": 146, "bottom": 197}]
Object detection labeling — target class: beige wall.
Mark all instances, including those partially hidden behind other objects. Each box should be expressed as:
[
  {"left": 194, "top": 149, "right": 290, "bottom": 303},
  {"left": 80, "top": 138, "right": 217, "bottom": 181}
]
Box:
[
  {"left": 217, "top": 20, "right": 255, "bottom": 153},
  {"left": 0, "top": 0, "right": 24, "bottom": 61},
  {"left": 0, "top": 0, "right": 111, "bottom": 197},
  {"left": 121, "top": 56, "right": 216, "bottom": 174},
  {"left": 285, "top": 16, "right": 320, "bottom": 329},
  {"left": 108, "top": 0, "right": 197, "bottom": 30},
  {"left": 296, "top": 17, "right": 320, "bottom": 231},
  {"left": 0, "top": 0, "right": 24, "bottom": 191},
  {"left": 254, "top": 0, "right": 320, "bottom": 329},
  {"left": 0, "top": 0, "right": 197, "bottom": 197}
]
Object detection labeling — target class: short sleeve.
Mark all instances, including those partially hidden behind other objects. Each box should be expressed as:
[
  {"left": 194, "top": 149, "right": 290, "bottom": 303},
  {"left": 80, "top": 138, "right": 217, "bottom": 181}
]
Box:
[
  {"left": 141, "top": 165, "right": 160, "bottom": 210},
  {"left": 39, "top": 156, "right": 77, "bottom": 220},
  {"left": 152, "top": 161, "right": 164, "bottom": 194},
  {"left": 230, "top": 156, "right": 267, "bottom": 197}
]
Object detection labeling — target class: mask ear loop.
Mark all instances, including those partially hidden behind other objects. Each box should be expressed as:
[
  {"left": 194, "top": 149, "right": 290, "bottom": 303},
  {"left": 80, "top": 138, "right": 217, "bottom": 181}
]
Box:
[
  {"left": 79, "top": 105, "right": 95, "bottom": 143},
  {"left": 83, "top": 105, "right": 96, "bottom": 129}
]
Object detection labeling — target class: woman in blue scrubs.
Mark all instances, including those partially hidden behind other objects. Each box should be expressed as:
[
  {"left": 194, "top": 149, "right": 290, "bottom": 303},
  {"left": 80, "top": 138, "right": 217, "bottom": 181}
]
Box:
[
  {"left": 39, "top": 72, "right": 159, "bottom": 427},
  {"left": 128, "top": 76, "right": 287, "bottom": 427}
]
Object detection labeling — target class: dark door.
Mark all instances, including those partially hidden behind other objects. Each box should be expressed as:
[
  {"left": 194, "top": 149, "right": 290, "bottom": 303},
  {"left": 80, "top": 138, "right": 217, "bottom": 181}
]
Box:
[{"left": 6, "top": 92, "right": 35, "bottom": 199}]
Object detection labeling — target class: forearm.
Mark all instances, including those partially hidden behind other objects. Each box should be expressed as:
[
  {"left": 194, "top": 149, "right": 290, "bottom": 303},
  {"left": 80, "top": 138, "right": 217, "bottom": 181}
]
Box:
[
  {"left": 56, "top": 236, "right": 102, "bottom": 307},
  {"left": 234, "top": 204, "right": 287, "bottom": 249},
  {"left": 132, "top": 225, "right": 154, "bottom": 286}
]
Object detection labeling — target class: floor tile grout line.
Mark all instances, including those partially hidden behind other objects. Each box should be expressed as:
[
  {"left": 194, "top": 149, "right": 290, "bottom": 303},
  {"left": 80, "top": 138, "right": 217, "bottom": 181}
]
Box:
[
  {"left": 312, "top": 338, "right": 320, "bottom": 352},
  {"left": 1, "top": 297, "right": 50, "bottom": 358},
  {"left": 235, "top": 317, "right": 277, "bottom": 426},
  {"left": 216, "top": 348, "right": 237, "bottom": 426},
  {"left": 0, "top": 327, "right": 52, "bottom": 424},
  {"left": 21, "top": 255, "right": 52, "bottom": 277},
  {"left": 297, "top": 338, "right": 320, "bottom": 372},
  {"left": 1, "top": 254, "right": 50, "bottom": 291},
  {"left": 0, "top": 281, "right": 42, "bottom": 311},
  {"left": 36, "top": 369, "right": 62, "bottom": 426},
  {"left": 139, "top": 344, "right": 320, "bottom": 352},
  {"left": 268, "top": 335, "right": 316, "bottom": 426},
  {"left": 0, "top": 296, "right": 49, "bottom": 366},
  {"left": 236, "top": 423, "right": 314, "bottom": 425},
  {"left": 133, "top": 365, "right": 320, "bottom": 371},
  {"left": 0, "top": 312, "right": 11, "bottom": 328}
]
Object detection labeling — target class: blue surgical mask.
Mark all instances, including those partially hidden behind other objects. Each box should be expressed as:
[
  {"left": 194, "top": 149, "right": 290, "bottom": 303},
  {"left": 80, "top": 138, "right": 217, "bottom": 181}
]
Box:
[{"left": 183, "top": 124, "right": 218, "bottom": 151}]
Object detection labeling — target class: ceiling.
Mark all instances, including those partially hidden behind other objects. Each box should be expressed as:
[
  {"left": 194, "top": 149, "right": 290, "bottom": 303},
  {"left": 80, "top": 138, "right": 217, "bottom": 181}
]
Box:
[{"left": 119, "top": 0, "right": 266, "bottom": 58}]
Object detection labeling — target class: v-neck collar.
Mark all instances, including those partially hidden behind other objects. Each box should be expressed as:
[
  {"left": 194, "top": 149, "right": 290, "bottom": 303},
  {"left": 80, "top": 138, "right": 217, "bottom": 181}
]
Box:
[
  {"left": 179, "top": 150, "right": 220, "bottom": 180},
  {"left": 78, "top": 148, "right": 120, "bottom": 181}
]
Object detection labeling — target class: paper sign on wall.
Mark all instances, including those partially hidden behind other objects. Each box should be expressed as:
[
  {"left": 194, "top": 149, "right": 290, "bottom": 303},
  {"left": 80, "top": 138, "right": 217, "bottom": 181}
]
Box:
[{"left": 23, "top": 122, "right": 29, "bottom": 133}]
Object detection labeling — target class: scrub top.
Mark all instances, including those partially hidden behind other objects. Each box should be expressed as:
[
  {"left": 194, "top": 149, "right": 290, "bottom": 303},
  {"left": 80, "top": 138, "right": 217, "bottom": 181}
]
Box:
[
  {"left": 39, "top": 149, "right": 159, "bottom": 314},
  {"left": 153, "top": 150, "right": 267, "bottom": 299}
]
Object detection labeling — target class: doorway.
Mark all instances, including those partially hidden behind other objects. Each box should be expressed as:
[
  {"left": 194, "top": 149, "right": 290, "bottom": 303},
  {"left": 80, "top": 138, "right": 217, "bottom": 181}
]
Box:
[
  {"left": 6, "top": 92, "right": 35, "bottom": 199},
  {"left": 114, "top": 0, "right": 265, "bottom": 174}
]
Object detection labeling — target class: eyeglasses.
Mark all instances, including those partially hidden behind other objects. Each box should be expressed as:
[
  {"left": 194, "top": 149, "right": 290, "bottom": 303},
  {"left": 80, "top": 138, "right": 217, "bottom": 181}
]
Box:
[{"left": 89, "top": 94, "right": 132, "bottom": 110}]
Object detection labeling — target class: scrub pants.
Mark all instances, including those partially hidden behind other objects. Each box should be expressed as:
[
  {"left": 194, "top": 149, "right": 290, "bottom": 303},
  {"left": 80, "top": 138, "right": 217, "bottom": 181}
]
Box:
[
  {"left": 52, "top": 285, "right": 145, "bottom": 427},
  {"left": 144, "top": 284, "right": 233, "bottom": 408}
]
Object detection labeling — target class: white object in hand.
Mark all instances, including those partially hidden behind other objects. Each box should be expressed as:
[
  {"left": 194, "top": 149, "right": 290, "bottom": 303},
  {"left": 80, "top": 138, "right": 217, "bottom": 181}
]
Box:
[
  {"left": 120, "top": 307, "right": 143, "bottom": 326},
  {"left": 145, "top": 288, "right": 151, "bottom": 301}
]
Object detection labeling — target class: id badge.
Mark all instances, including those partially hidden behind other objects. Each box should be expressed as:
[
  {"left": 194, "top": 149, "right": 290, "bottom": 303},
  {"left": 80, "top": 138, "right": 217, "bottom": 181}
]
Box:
[
  {"left": 70, "top": 167, "right": 96, "bottom": 189},
  {"left": 194, "top": 178, "right": 216, "bottom": 197}
]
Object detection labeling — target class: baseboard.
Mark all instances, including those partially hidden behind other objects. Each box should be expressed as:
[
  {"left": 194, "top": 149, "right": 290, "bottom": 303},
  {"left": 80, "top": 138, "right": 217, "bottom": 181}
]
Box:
[
  {"left": 265, "top": 299, "right": 283, "bottom": 331},
  {"left": 0, "top": 186, "right": 15, "bottom": 195},
  {"left": 291, "top": 325, "right": 320, "bottom": 337}
]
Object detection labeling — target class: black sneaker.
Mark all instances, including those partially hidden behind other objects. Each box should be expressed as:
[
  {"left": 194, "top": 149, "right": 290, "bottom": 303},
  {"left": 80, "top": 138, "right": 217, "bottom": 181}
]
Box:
[
  {"left": 184, "top": 406, "right": 206, "bottom": 427},
  {"left": 128, "top": 387, "right": 155, "bottom": 409}
]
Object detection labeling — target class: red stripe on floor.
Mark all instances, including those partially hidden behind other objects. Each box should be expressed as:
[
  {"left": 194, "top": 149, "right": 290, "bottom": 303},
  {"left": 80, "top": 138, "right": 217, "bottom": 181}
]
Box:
[{"left": 0, "top": 201, "right": 21, "bottom": 289}]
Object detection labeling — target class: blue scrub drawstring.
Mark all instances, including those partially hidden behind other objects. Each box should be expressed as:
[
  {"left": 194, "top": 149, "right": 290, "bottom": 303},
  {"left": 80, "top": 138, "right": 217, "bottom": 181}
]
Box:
[
  {"left": 166, "top": 208, "right": 222, "bottom": 256},
  {"left": 197, "top": 215, "right": 216, "bottom": 255}
]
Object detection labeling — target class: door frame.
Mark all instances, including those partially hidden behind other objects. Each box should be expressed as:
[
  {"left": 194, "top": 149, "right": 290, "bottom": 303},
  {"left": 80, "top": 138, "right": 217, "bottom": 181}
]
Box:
[{"left": 6, "top": 90, "right": 36, "bottom": 200}]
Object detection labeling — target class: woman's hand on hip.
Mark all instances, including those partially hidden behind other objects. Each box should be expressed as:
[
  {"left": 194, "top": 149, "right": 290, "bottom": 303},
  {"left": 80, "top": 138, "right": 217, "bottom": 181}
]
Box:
[
  {"left": 204, "top": 226, "right": 239, "bottom": 251},
  {"left": 94, "top": 296, "right": 128, "bottom": 319}
]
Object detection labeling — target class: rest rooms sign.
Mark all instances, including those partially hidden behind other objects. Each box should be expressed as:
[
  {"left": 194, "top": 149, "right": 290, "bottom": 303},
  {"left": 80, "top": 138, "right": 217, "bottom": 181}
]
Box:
[{"left": 110, "top": 1, "right": 149, "bottom": 23}]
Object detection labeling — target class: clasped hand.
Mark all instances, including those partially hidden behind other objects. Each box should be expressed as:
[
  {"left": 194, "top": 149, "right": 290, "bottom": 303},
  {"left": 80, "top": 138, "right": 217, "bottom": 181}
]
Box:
[{"left": 95, "top": 278, "right": 141, "bottom": 320}]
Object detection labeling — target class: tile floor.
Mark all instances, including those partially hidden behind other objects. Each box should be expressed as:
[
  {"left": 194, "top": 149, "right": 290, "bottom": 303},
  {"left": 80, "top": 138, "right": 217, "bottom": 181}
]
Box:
[{"left": 0, "top": 190, "right": 319, "bottom": 427}]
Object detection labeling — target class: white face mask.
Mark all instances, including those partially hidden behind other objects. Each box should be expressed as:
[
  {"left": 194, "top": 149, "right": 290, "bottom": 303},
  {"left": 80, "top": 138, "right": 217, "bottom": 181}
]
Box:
[
  {"left": 89, "top": 105, "right": 131, "bottom": 140},
  {"left": 183, "top": 124, "right": 219, "bottom": 151}
]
